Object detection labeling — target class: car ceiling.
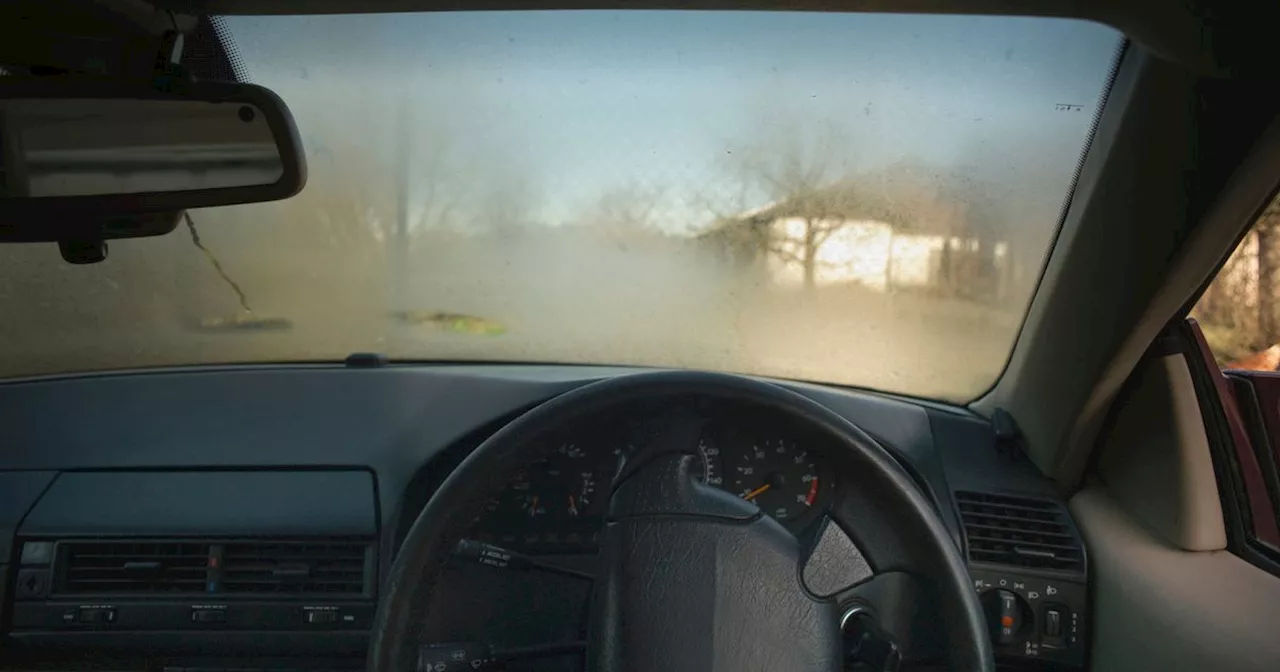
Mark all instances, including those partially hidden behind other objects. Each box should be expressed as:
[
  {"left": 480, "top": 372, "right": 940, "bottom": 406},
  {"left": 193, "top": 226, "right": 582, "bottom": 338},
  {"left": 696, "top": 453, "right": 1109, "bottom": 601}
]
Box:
[
  {"left": 5, "top": 1, "right": 1278, "bottom": 77},
  {"left": 2, "top": 0, "right": 1279, "bottom": 492},
  {"left": 148, "top": 0, "right": 1278, "bottom": 77}
]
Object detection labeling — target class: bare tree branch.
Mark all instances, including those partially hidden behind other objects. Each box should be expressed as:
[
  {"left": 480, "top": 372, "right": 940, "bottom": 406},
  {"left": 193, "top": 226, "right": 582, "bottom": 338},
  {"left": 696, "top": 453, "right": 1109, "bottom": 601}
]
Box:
[{"left": 768, "top": 243, "right": 804, "bottom": 265}]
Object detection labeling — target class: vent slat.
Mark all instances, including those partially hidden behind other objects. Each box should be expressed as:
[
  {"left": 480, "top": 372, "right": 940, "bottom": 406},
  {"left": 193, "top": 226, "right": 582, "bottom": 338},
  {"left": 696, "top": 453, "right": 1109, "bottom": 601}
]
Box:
[
  {"left": 68, "top": 568, "right": 208, "bottom": 575},
  {"left": 962, "top": 522, "right": 1075, "bottom": 540},
  {"left": 221, "top": 542, "right": 368, "bottom": 596},
  {"left": 958, "top": 500, "right": 1058, "bottom": 514},
  {"left": 71, "top": 554, "right": 210, "bottom": 560},
  {"left": 955, "top": 491, "right": 1083, "bottom": 572},
  {"left": 55, "top": 540, "right": 370, "bottom": 597},
  {"left": 957, "top": 510, "right": 1065, "bottom": 526},
  {"left": 57, "top": 542, "right": 212, "bottom": 595},
  {"left": 964, "top": 535, "right": 1081, "bottom": 553},
  {"left": 59, "top": 578, "right": 206, "bottom": 584}
]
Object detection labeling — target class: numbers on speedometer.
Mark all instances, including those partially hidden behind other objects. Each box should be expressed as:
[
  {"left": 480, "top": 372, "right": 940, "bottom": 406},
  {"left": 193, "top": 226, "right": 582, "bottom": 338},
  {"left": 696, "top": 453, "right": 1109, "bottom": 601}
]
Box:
[
  {"left": 695, "top": 437, "right": 723, "bottom": 486},
  {"left": 727, "top": 438, "right": 820, "bottom": 522}
]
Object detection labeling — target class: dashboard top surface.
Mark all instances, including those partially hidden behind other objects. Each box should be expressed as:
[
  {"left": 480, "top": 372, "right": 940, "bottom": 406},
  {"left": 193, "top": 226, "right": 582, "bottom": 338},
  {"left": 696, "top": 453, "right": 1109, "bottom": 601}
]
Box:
[
  {"left": 0, "top": 363, "right": 1072, "bottom": 568},
  {"left": 0, "top": 364, "right": 954, "bottom": 471}
]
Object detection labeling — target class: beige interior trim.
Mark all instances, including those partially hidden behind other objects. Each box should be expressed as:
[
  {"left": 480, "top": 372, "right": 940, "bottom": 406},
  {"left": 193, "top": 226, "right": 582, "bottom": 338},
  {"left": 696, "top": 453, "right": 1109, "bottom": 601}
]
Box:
[
  {"left": 1096, "top": 354, "right": 1226, "bottom": 551},
  {"left": 975, "top": 55, "right": 1280, "bottom": 488},
  {"left": 1072, "top": 486, "right": 1280, "bottom": 672},
  {"left": 1050, "top": 117, "right": 1280, "bottom": 489}
]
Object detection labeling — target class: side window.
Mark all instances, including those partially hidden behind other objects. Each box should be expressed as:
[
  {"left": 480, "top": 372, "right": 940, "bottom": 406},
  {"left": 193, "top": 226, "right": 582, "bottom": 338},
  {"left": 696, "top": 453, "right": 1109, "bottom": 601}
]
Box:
[
  {"left": 1188, "top": 192, "right": 1280, "bottom": 571},
  {"left": 1193, "top": 194, "right": 1280, "bottom": 370}
]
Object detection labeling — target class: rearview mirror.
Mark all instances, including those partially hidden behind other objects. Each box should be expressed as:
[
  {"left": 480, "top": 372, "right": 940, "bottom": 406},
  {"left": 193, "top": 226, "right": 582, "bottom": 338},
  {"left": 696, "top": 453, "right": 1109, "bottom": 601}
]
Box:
[
  {"left": 3, "top": 98, "right": 284, "bottom": 198},
  {"left": 0, "top": 78, "right": 305, "bottom": 246}
]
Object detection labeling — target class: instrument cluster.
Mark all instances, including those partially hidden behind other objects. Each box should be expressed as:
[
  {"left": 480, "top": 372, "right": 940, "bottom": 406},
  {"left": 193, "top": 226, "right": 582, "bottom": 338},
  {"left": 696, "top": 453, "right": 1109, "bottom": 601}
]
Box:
[{"left": 471, "top": 413, "right": 832, "bottom": 553}]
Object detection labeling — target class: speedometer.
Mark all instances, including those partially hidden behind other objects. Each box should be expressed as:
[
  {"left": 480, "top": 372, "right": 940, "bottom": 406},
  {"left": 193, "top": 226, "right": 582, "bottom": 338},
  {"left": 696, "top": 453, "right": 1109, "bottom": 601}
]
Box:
[{"left": 727, "top": 438, "right": 820, "bottom": 523}]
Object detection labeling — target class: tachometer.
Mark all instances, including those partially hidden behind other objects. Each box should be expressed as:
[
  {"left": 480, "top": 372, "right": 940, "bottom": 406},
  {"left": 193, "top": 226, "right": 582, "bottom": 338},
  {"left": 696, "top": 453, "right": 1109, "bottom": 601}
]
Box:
[{"left": 727, "top": 438, "right": 820, "bottom": 523}]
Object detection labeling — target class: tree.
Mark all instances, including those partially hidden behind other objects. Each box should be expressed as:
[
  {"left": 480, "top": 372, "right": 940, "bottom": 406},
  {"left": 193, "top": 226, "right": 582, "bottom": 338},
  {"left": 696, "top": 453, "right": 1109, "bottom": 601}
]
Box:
[
  {"left": 579, "top": 183, "right": 672, "bottom": 250},
  {"left": 713, "top": 122, "right": 864, "bottom": 289},
  {"left": 1257, "top": 198, "right": 1280, "bottom": 344}
]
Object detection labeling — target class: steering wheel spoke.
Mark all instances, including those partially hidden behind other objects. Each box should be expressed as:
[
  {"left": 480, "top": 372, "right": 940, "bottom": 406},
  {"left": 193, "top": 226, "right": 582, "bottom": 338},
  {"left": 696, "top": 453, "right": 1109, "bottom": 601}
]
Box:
[{"left": 800, "top": 516, "right": 874, "bottom": 598}]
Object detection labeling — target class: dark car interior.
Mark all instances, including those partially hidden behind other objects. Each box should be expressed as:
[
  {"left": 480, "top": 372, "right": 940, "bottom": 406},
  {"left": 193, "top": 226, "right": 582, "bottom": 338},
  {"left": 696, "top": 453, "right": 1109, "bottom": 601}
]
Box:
[
  {"left": 0, "top": 365, "right": 1083, "bottom": 671},
  {"left": 3, "top": 1, "right": 1280, "bottom": 672}
]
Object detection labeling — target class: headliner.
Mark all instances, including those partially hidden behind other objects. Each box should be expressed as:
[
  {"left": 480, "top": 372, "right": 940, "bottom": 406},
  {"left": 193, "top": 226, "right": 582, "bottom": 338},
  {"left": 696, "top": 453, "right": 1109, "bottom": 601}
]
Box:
[{"left": 144, "top": 0, "right": 1276, "bottom": 76}]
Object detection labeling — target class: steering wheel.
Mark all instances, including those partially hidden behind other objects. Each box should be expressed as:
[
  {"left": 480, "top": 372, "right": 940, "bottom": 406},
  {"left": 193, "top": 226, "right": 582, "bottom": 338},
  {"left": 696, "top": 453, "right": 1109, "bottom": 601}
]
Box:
[{"left": 370, "top": 371, "right": 993, "bottom": 672}]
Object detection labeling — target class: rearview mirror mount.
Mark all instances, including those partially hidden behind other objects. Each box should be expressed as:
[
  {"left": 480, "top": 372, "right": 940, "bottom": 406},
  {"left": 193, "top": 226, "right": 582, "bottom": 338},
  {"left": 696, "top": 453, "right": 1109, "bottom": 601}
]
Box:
[{"left": 0, "top": 77, "right": 306, "bottom": 256}]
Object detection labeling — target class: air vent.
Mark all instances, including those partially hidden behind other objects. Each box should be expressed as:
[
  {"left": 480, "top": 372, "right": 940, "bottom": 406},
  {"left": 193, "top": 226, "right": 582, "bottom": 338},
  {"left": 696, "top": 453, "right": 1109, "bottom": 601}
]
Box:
[
  {"left": 57, "top": 541, "right": 211, "bottom": 595},
  {"left": 955, "top": 491, "right": 1083, "bottom": 571},
  {"left": 221, "top": 542, "right": 369, "bottom": 596}
]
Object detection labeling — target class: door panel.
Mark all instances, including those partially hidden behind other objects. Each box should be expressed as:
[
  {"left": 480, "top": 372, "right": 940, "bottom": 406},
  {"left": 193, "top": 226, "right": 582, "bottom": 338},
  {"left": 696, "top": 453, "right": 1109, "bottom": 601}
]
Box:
[
  {"left": 1072, "top": 486, "right": 1280, "bottom": 672},
  {"left": 1077, "top": 320, "right": 1280, "bottom": 671},
  {"left": 1185, "top": 319, "right": 1280, "bottom": 549},
  {"left": 1224, "top": 372, "right": 1280, "bottom": 546}
]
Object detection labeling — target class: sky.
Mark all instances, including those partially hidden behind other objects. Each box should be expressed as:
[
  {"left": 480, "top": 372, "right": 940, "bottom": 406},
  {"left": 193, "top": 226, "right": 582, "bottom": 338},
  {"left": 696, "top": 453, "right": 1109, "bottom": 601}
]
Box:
[{"left": 222, "top": 11, "right": 1122, "bottom": 229}]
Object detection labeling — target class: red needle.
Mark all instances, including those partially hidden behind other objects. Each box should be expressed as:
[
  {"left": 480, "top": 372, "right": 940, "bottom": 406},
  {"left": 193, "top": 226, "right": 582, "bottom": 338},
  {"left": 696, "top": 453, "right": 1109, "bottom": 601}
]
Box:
[{"left": 805, "top": 477, "right": 819, "bottom": 506}]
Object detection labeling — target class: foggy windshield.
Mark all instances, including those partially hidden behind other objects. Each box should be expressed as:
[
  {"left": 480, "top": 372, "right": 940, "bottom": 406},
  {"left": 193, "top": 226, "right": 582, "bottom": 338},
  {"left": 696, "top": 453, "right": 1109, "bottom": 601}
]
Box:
[{"left": 0, "top": 12, "right": 1122, "bottom": 401}]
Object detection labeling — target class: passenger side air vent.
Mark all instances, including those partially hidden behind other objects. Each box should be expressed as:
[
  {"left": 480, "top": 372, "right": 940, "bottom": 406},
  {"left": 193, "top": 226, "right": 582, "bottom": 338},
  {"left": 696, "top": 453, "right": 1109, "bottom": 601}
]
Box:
[
  {"left": 955, "top": 491, "right": 1083, "bottom": 571},
  {"left": 57, "top": 541, "right": 211, "bottom": 595},
  {"left": 221, "top": 542, "right": 370, "bottom": 596}
]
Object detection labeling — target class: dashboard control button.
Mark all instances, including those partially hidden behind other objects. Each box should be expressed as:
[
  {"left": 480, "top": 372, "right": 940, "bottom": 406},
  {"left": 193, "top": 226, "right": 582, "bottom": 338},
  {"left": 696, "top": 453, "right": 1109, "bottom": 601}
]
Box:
[
  {"left": 418, "top": 642, "right": 495, "bottom": 672},
  {"left": 20, "top": 541, "right": 54, "bottom": 566},
  {"left": 980, "top": 588, "right": 1028, "bottom": 646},
  {"left": 191, "top": 608, "right": 226, "bottom": 623},
  {"left": 996, "top": 590, "right": 1021, "bottom": 644},
  {"left": 15, "top": 569, "right": 48, "bottom": 599},
  {"left": 304, "top": 609, "right": 339, "bottom": 624},
  {"left": 1044, "top": 608, "right": 1062, "bottom": 637},
  {"left": 78, "top": 607, "right": 116, "bottom": 623}
]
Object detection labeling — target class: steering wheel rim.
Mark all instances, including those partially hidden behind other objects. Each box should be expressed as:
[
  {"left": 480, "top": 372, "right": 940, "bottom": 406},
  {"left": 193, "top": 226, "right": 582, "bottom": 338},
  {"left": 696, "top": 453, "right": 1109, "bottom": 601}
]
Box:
[{"left": 369, "top": 370, "right": 993, "bottom": 672}]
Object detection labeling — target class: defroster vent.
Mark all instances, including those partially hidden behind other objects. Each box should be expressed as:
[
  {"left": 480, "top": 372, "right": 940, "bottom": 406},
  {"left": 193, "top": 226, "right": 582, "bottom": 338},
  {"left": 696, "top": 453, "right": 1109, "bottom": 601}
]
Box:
[{"left": 955, "top": 491, "right": 1083, "bottom": 572}]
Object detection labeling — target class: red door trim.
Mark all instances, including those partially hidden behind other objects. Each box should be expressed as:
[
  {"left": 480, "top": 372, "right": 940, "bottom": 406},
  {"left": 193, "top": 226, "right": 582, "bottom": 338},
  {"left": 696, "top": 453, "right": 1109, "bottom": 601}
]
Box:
[{"left": 1187, "top": 319, "right": 1280, "bottom": 547}]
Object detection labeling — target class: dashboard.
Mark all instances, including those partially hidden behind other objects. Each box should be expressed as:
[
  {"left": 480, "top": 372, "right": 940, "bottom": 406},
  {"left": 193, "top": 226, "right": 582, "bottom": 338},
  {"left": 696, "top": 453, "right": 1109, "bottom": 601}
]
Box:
[
  {"left": 0, "top": 364, "right": 1089, "bottom": 672},
  {"left": 471, "top": 407, "right": 834, "bottom": 554}
]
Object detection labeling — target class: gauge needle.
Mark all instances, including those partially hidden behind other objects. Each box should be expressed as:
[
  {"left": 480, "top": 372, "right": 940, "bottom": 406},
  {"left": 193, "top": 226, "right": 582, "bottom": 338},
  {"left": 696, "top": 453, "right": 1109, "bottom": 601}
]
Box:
[
  {"left": 743, "top": 483, "right": 771, "bottom": 501},
  {"left": 568, "top": 494, "right": 579, "bottom": 517},
  {"left": 528, "top": 495, "right": 539, "bottom": 517}
]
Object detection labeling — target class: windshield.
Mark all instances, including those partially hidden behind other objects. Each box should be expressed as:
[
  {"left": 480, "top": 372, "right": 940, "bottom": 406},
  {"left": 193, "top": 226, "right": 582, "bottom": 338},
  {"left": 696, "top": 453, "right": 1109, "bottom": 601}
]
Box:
[{"left": 0, "top": 11, "right": 1121, "bottom": 401}]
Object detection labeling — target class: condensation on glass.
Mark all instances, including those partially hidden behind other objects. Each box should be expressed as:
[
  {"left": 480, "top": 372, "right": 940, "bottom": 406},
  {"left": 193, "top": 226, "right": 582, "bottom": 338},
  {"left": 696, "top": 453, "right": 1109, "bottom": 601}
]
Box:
[{"left": 0, "top": 12, "right": 1123, "bottom": 401}]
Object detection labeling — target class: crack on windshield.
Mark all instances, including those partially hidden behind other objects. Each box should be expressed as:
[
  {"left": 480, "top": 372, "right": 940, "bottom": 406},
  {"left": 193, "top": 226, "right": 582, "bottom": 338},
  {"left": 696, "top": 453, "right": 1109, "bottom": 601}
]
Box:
[{"left": 184, "top": 211, "right": 252, "bottom": 314}]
